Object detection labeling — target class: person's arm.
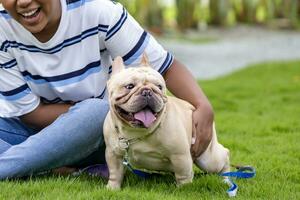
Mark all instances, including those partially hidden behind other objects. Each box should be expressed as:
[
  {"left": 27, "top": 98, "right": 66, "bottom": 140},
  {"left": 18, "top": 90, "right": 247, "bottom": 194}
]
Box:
[
  {"left": 20, "top": 102, "right": 73, "bottom": 130},
  {"left": 163, "top": 58, "right": 214, "bottom": 159}
]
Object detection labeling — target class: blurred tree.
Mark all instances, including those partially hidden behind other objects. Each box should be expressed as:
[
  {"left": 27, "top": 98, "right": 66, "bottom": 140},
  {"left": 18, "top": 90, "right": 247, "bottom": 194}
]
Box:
[
  {"left": 282, "top": 0, "right": 299, "bottom": 27},
  {"left": 299, "top": 0, "right": 300, "bottom": 15},
  {"left": 176, "top": 0, "right": 199, "bottom": 30},
  {"left": 273, "top": 0, "right": 284, "bottom": 18},
  {"left": 269, "top": 0, "right": 299, "bottom": 28},
  {"left": 299, "top": 0, "right": 300, "bottom": 16},
  {"left": 264, "top": 0, "right": 276, "bottom": 20},
  {"left": 255, "top": 0, "right": 275, "bottom": 23},
  {"left": 237, "top": 0, "right": 258, "bottom": 23},
  {"left": 136, "top": 0, "right": 163, "bottom": 31},
  {"left": 197, "top": 0, "right": 210, "bottom": 30},
  {"left": 232, "top": 0, "right": 243, "bottom": 21},
  {"left": 209, "top": 0, "right": 231, "bottom": 25},
  {"left": 116, "top": 0, "right": 163, "bottom": 33}
]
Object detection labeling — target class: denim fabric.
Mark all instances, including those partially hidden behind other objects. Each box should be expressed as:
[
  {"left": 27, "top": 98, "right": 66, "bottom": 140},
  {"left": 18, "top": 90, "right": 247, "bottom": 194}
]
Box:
[
  {"left": 0, "top": 98, "right": 109, "bottom": 180},
  {"left": 0, "top": 118, "right": 38, "bottom": 147},
  {"left": 0, "top": 140, "right": 11, "bottom": 155}
]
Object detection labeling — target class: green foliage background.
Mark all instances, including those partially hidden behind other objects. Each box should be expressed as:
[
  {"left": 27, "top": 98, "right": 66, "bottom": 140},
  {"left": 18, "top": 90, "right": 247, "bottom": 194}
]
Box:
[{"left": 115, "top": 0, "right": 300, "bottom": 30}]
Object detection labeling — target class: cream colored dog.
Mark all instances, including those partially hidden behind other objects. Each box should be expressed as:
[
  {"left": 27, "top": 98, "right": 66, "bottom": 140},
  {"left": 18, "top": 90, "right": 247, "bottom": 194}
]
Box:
[{"left": 104, "top": 56, "right": 230, "bottom": 190}]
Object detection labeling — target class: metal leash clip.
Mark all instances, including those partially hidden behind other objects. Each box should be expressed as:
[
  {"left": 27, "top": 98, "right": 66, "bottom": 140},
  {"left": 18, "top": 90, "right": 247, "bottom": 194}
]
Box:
[{"left": 118, "top": 137, "right": 129, "bottom": 150}]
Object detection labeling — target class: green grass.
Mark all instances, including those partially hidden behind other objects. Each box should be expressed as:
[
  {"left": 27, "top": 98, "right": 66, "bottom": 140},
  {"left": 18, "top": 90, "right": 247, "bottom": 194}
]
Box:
[{"left": 1, "top": 60, "right": 300, "bottom": 200}]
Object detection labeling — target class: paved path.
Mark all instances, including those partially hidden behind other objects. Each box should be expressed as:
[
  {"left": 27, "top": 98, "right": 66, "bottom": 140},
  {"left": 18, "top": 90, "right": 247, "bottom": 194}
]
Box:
[{"left": 160, "top": 26, "right": 300, "bottom": 80}]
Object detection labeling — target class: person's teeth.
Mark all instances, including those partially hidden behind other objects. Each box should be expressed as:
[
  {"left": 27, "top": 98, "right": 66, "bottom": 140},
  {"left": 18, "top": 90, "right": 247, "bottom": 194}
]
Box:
[{"left": 22, "top": 9, "right": 38, "bottom": 17}]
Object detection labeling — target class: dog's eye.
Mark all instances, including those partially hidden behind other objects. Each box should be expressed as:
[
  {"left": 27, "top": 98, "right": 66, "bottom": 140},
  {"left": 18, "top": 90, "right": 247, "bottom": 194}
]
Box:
[
  {"left": 125, "top": 84, "right": 135, "bottom": 90},
  {"left": 157, "top": 85, "right": 163, "bottom": 90}
]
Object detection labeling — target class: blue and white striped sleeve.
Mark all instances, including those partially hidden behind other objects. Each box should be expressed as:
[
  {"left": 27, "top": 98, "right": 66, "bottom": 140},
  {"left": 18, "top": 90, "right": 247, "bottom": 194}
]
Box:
[
  {"left": 103, "top": 1, "right": 174, "bottom": 75},
  {"left": 0, "top": 51, "right": 40, "bottom": 118}
]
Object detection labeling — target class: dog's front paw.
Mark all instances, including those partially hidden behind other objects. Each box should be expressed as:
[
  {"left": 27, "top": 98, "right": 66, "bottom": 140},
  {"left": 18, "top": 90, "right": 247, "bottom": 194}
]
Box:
[
  {"left": 106, "top": 181, "right": 121, "bottom": 190},
  {"left": 175, "top": 171, "right": 194, "bottom": 187},
  {"left": 176, "top": 177, "right": 193, "bottom": 187}
]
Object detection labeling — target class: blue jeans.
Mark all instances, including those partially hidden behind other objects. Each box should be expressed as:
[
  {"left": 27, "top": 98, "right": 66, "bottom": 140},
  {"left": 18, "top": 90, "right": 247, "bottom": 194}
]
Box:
[{"left": 0, "top": 99, "right": 109, "bottom": 180}]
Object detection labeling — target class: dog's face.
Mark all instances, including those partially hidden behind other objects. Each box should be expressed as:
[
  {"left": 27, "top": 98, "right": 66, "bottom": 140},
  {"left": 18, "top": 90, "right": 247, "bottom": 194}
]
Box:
[{"left": 107, "top": 56, "right": 168, "bottom": 128}]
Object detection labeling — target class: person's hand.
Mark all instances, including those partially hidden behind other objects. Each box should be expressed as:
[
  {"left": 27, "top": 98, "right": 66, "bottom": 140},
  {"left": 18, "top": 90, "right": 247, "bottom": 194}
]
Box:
[{"left": 191, "top": 103, "right": 214, "bottom": 160}]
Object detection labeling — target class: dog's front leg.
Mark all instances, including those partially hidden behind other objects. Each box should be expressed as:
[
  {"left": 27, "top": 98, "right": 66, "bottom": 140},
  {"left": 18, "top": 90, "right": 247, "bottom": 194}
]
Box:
[
  {"left": 170, "top": 154, "right": 194, "bottom": 186},
  {"left": 105, "top": 147, "right": 125, "bottom": 190}
]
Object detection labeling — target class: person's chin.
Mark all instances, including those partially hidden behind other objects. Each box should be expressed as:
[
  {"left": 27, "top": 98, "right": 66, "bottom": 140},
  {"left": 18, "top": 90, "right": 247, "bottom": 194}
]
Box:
[
  {"left": 19, "top": 15, "right": 46, "bottom": 34},
  {"left": 20, "top": 21, "right": 48, "bottom": 37},
  {"left": 26, "top": 25, "right": 45, "bottom": 34}
]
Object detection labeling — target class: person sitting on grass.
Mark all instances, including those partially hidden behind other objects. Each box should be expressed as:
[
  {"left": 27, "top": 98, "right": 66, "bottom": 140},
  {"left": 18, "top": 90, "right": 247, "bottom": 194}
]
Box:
[{"left": 0, "top": 0, "right": 213, "bottom": 179}]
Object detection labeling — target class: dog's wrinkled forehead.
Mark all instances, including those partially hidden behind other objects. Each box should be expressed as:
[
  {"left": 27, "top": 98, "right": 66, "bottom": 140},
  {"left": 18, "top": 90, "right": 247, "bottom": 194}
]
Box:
[
  {"left": 107, "top": 56, "right": 166, "bottom": 94},
  {"left": 134, "top": 67, "right": 164, "bottom": 81},
  {"left": 111, "top": 67, "right": 165, "bottom": 86}
]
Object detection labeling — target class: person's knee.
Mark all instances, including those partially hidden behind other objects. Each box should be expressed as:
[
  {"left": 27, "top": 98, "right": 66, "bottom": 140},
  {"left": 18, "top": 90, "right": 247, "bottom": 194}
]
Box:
[
  {"left": 71, "top": 98, "right": 109, "bottom": 140},
  {"left": 73, "top": 98, "right": 109, "bottom": 122}
]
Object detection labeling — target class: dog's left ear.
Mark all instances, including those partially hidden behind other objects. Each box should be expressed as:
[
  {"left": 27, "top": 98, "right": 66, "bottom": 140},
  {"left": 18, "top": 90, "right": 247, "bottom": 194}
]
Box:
[
  {"left": 112, "top": 56, "right": 125, "bottom": 75},
  {"left": 141, "top": 53, "right": 151, "bottom": 67}
]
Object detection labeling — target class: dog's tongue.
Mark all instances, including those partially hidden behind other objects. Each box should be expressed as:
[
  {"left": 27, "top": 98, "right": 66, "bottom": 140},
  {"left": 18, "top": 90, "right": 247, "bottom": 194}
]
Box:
[{"left": 134, "top": 108, "right": 156, "bottom": 128}]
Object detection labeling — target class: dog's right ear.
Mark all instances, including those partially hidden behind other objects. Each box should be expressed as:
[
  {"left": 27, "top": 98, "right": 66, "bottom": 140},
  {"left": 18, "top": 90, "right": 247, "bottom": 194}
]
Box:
[
  {"left": 141, "top": 53, "right": 150, "bottom": 67},
  {"left": 112, "top": 56, "right": 125, "bottom": 75}
]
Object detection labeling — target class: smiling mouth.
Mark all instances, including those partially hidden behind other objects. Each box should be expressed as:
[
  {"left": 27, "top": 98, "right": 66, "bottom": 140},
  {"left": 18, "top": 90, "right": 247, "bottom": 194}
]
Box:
[
  {"left": 115, "top": 106, "right": 159, "bottom": 128},
  {"left": 19, "top": 8, "right": 41, "bottom": 19}
]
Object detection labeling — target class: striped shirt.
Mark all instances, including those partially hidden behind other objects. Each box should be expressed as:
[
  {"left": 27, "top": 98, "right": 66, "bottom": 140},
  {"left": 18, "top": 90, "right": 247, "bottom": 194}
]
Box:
[{"left": 0, "top": 0, "right": 174, "bottom": 118}]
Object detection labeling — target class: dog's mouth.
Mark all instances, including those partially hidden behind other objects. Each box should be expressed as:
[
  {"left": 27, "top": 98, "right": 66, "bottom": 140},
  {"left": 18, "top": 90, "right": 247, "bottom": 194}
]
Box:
[{"left": 115, "top": 106, "right": 159, "bottom": 128}]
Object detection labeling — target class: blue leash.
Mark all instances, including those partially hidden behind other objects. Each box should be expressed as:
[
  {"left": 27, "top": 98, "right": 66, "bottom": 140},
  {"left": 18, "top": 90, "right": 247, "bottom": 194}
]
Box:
[
  {"left": 124, "top": 160, "right": 255, "bottom": 197},
  {"left": 123, "top": 160, "right": 152, "bottom": 179},
  {"left": 220, "top": 165, "right": 256, "bottom": 197}
]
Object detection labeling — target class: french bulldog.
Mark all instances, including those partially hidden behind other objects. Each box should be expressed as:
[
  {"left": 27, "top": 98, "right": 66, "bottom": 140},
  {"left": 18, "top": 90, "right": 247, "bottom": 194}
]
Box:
[{"left": 104, "top": 56, "right": 230, "bottom": 190}]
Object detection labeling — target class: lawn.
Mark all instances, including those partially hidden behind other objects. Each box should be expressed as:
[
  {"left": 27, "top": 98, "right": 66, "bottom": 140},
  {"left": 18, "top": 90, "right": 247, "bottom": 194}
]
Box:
[{"left": 0, "top": 60, "right": 299, "bottom": 200}]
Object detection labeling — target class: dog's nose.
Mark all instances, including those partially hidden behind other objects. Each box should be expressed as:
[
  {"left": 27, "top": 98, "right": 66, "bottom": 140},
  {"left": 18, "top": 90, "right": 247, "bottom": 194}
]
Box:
[{"left": 141, "top": 89, "right": 153, "bottom": 97}]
